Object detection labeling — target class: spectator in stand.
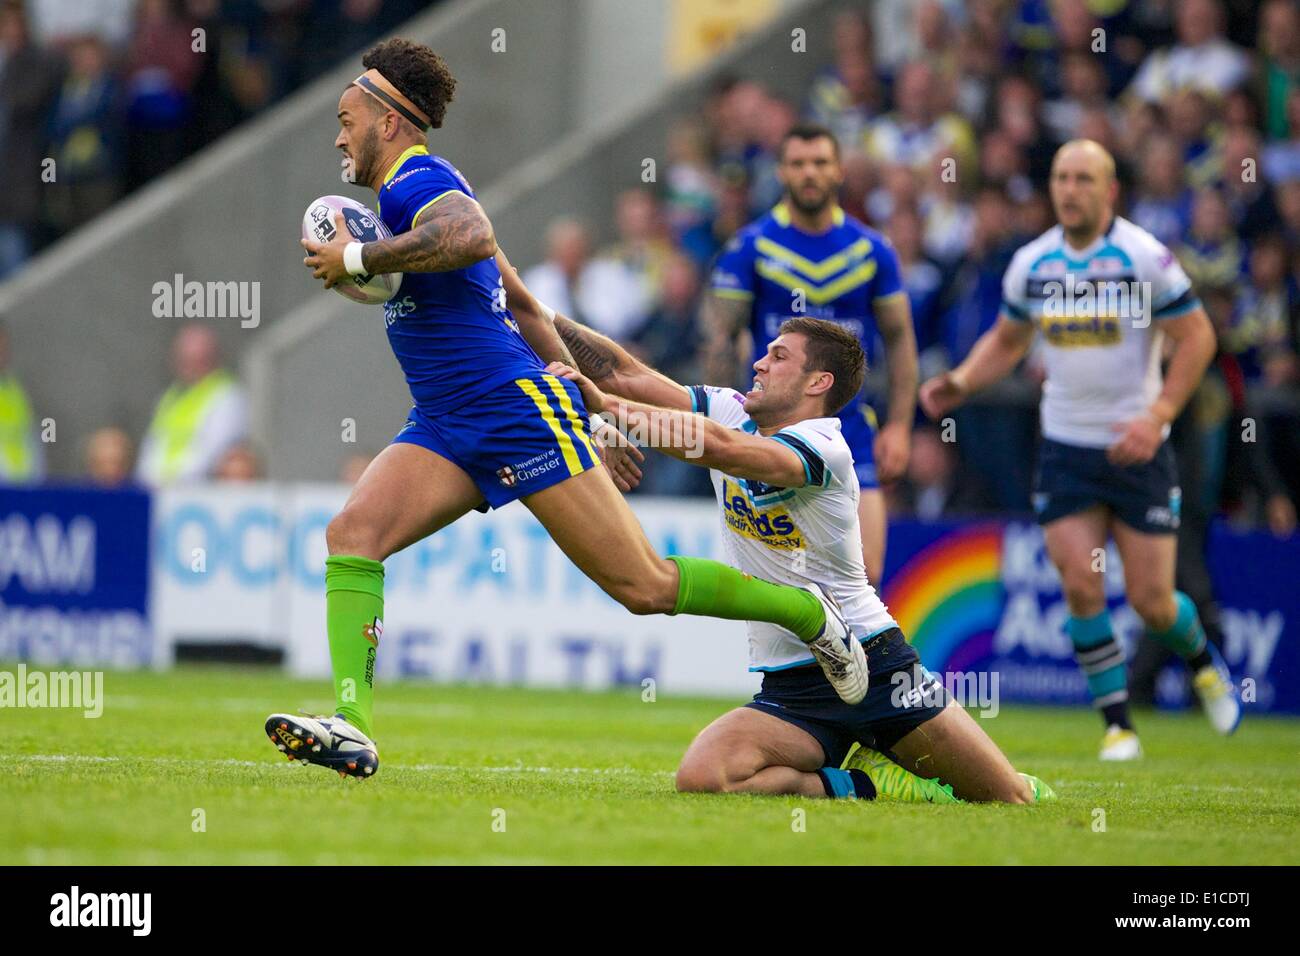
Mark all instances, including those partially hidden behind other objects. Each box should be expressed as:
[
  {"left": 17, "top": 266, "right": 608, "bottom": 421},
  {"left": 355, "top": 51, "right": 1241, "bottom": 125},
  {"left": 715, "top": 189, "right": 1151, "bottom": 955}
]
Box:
[
  {"left": 885, "top": 205, "right": 944, "bottom": 367},
  {"left": 43, "top": 34, "right": 121, "bottom": 236},
  {"left": 864, "top": 60, "right": 976, "bottom": 179},
  {"left": 136, "top": 323, "right": 248, "bottom": 486},
  {"left": 0, "top": 319, "right": 42, "bottom": 483},
  {"left": 214, "top": 441, "right": 262, "bottom": 481},
  {"left": 122, "top": 0, "right": 205, "bottom": 191},
  {"left": 990, "top": 73, "right": 1056, "bottom": 182},
  {"left": 1126, "top": 0, "right": 1251, "bottom": 103},
  {"left": 84, "top": 426, "right": 134, "bottom": 486},
  {"left": 665, "top": 117, "right": 718, "bottom": 264},
  {"left": 921, "top": 150, "right": 976, "bottom": 265},
  {"left": 805, "top": 9, "right": 880, "bottom": 148},
  {"left": 1167, "top": 88, "right": 1222, "bottom": 189},
  {"left": 1224, "top": 233, "right": 1300, "bottom": 383},
  {"left": 1224, "top": 124, "right": 1283, "bottom": 239},
  {"left": 27, "top": 0, "right": 135, "bottom": 47},
  {"left": 939, "top": 188, "right": 1035, "bottom": 513},
  {"left": 1257, "top": 0, "right": 1300, "bottom": 140},
  {"left": 0, "top": 0, "right": 61, "bottom": 278},
  {"left": 1043, "top": 53, "right": 1120, "bottom": 146},
  {"left": 1176, "top": 187, "right": 1246, "bottom": 290},
  {"left": 629, "top": 251, "right": 712, "bottom": 498},
  {"left": 1263, "top": 89, "right": 1300, "bottom": 182},
  {"left": 521, "top": 217, "right": 593, "bottom": 326},
  {"left": 888, "top": 424, "right": 982, "bottom": 520},
  {"left": 1129, "top": 133, "right": 1193, "bottom": 247}
]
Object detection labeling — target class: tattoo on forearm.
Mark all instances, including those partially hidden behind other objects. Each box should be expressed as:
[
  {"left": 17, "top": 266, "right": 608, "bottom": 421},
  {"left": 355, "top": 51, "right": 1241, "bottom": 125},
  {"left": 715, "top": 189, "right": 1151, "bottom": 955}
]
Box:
[
  {"left": 362, "top": 193, "right": 494, "bottom": 274},
  {"left": 555, "top": 317, "right": 621, "bottom": 380}
]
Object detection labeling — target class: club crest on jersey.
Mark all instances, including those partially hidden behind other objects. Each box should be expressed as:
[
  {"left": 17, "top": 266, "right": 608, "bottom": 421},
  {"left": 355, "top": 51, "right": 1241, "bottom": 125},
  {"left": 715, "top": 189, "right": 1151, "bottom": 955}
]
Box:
[
  {"left": 721, "top": 478, "right": 803, "bottom": 550},
  {"left": 362, "top": 617, "right": 383, "bottom": 647}
]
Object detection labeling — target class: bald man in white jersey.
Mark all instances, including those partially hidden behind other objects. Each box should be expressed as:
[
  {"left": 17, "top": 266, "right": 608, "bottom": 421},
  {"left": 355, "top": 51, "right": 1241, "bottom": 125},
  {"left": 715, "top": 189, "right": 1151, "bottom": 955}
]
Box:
[
  {"left": 547, "top": 315, "right": 1054, "bottom": 803},
  {"left": 921, "top": 140, "right": 1241, "bottom": 760}
]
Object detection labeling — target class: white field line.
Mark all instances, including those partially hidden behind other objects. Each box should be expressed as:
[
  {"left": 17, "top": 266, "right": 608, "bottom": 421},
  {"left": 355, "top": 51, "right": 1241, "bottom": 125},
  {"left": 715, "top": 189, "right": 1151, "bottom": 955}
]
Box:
[
  {"left": 107, "top": 696, "right": 472, "bottom": 718},
  {"left": 16, "top": 754, "right": 673, "bottom": 776}
]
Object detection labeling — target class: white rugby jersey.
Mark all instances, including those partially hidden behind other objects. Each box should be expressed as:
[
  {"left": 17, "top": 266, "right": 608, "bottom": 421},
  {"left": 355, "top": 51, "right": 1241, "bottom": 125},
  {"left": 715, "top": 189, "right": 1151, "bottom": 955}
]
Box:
[
  {"left": 687, "top": 385, "right": 898, "bottom": 671},
  {"left": 1000, "top": 216, "right": 1201, "bottom": 448}
]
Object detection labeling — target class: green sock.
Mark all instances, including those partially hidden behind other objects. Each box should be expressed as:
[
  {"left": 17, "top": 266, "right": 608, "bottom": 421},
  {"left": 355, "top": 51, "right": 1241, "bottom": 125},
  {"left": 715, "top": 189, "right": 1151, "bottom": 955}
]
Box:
[
  {"left": 326, "top": 555, "right": 385, "bottom": 737},
  {"left": 667, "top": 555, "right": 825, "bottom": 642},
  {"left": 1148, "top": 590, "right": 1207, "bottom": 659}
]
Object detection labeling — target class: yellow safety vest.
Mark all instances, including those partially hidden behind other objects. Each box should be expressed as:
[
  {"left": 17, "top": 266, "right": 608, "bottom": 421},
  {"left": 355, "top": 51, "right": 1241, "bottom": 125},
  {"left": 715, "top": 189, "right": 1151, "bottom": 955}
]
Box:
[
  {"left": 0, "top": 374, "right": 36, "bottom": 481},
  {"left": 145, "top": 369, "right": 236, "bottom": 482}
]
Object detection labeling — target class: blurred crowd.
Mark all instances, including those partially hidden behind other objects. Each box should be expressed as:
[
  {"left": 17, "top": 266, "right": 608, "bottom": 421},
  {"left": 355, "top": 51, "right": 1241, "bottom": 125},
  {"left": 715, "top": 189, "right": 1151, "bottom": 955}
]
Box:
[
  {"left": 519, "top": 0, "right": 1300, "bottom": 536},
  {"left": 0, "top": 0, "right": 429, "bottom": 278},
  {"left": 0, "top": 0, "right": 1297, "bottom": 540}
]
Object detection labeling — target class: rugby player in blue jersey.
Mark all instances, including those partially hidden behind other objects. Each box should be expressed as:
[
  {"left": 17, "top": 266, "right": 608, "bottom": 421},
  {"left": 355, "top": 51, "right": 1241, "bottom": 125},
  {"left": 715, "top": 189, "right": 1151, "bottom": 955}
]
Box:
[
  {"left": 702, "top": 123, "right": 918, "bottom": 585},
  {"left": 270, "top": 39, "right": 866, "bottom": 778}
]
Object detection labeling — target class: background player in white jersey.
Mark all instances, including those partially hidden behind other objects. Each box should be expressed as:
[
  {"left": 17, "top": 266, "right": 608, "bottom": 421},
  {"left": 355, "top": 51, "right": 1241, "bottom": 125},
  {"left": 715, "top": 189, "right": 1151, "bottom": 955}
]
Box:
[
  {"left": 921, "top": 140, "right": 1240, "bottom": 761},
  {"left": 548, "top": 316, "right": 1053, "bottom": 803}
]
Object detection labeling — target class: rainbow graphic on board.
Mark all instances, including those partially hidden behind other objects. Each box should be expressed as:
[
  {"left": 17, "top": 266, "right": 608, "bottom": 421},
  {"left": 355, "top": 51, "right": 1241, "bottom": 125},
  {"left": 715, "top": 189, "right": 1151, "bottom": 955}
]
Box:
[{"left": 881, "top": 523, "right": 1006, "bottom": 674}]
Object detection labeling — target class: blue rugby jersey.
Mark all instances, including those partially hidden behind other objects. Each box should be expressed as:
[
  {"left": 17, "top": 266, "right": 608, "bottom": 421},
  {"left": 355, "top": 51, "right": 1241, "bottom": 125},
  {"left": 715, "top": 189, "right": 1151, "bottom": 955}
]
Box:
[
  {"left": 709, "top": 203, "right": 906, "bottom": 373},
  {"left": 375, "top": 146, "right": 543, "bottom": 414}
]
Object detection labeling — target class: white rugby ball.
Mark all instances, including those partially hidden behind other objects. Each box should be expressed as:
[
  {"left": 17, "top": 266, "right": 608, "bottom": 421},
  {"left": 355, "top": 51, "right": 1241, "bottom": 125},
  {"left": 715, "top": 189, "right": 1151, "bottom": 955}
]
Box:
[{"left": 302, "top": 195, "right": 402, "bottom": 304}]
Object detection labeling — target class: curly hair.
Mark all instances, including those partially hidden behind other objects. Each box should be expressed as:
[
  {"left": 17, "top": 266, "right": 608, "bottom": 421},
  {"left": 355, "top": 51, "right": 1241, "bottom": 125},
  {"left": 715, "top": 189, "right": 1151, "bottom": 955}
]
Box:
[{"left": 361, "top": 39, "right": 457, "bottom": 130}]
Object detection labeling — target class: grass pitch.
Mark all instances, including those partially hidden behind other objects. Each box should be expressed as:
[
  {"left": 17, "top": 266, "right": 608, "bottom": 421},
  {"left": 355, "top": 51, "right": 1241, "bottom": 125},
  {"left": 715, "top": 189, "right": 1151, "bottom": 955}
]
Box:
[{"left": 4, "top": 665, "right": 1298, "bottom": 865}]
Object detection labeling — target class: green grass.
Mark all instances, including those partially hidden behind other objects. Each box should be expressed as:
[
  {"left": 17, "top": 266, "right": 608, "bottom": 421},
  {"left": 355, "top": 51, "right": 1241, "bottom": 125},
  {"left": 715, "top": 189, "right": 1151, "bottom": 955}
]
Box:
[{"left": 4, "top": 665, "right": 1298, "bottom": 864}]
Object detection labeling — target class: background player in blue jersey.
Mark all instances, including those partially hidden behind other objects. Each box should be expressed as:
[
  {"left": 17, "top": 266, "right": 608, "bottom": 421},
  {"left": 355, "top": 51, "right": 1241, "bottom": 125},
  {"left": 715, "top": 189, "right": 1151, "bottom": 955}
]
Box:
[
  {"left": 703, "top": 123, "right": 918, "bottom": 585},
  {"left": 276, "top": 39, "right": 866, "bottom": 778}
]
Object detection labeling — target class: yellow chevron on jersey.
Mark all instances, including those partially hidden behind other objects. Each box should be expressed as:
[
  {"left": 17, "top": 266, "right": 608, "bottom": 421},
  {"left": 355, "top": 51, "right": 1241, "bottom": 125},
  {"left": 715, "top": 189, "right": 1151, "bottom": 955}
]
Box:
[
  {"left": 754, "top": 236, "right": 874, "bottom": 282},
  {"left": 754, "top": 257, "right": 879, "bottom": 306},
  {"left": 719, "top": 477, "right": 805, "bottom": 550}
]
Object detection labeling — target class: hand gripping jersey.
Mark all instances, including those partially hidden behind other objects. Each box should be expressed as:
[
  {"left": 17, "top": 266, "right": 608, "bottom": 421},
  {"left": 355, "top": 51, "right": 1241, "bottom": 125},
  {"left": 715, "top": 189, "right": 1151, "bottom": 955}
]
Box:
[
  {"left": 1000, "top": 216, "right": 1202, "bottom": 448},
  {"left": 688, "top": 384, "right": 899, "bottom": 671},
  {"left": 376, "top": 145, "right": 544, "bottom": 415}
]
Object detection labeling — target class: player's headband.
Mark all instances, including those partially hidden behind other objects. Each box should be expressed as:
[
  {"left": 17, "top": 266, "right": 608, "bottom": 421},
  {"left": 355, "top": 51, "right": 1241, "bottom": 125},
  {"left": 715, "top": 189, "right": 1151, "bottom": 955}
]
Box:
[{"left": 351, "top": 69, "right": 431, "bottom": 132}]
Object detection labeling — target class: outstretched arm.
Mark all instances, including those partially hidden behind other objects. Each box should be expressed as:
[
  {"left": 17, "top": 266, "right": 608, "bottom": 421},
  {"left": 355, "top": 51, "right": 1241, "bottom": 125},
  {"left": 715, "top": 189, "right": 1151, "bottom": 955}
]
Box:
[
  {"left": 548, "top": 362, "right": 806, "bottom": 487},
  {"left": 919, "top": 314, "right": 1036, "bottom": 419},
  {"left": 553, "top": 314, "right": 693, "bottom": 412}
]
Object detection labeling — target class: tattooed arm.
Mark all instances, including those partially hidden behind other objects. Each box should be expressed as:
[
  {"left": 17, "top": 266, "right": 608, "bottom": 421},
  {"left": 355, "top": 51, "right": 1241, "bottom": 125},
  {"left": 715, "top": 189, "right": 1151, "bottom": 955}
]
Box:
[
  {"left": 361, "top": 192, "right": 496, "bottom": 274},
  {"left": 700, "top": 292, "right": 752, "bottom": 388},
  {"left": 554, "top": 315, "right": 693, "bottom": 411}
]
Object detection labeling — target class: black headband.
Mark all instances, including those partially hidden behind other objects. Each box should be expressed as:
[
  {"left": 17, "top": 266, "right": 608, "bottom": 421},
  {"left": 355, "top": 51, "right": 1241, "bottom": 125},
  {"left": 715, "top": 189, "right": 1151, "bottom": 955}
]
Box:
[{"left": 353, "top": 75, "right": 430, "bottom": 132}]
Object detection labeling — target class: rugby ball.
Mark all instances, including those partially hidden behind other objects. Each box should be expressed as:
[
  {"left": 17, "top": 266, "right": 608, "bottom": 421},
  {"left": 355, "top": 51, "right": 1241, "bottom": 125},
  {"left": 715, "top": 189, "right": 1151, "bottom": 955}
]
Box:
[{"left": 302, "top": 195, "right": 402, "bottom": 304}]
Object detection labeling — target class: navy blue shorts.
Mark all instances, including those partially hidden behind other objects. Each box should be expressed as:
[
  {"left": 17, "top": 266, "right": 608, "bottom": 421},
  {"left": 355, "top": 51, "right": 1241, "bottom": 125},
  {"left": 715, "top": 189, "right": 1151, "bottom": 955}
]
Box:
[
  {"left": 392, "top": 371, "right": 601, "bottom": 509},
  {"left": 745, "top": 628, "right": 949, "bottom": 767},
  {"left": 838, "top": 400, "right": 878, "bottom": 490},
  {"left": 1032, "top": 436, "right": 1181, "bottom": 534}
]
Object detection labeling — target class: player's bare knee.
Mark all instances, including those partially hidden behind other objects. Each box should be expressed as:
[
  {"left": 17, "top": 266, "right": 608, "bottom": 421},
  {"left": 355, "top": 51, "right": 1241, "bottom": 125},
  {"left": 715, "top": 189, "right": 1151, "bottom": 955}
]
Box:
[
  {"left": 675, "top": 762, "right": 724, "bottom": 794},
  {"left": 1061, "top": 571, "right": 1105, "bottom": 616},
  {"left": 613, "top": 559, "right": 679, "bottom": 616},
  {"left": 326, "top": 509, "right": 382, "bottom": 558},
  {"left": 1130, "top": 589, "right": 1175, "bottom": 630}
]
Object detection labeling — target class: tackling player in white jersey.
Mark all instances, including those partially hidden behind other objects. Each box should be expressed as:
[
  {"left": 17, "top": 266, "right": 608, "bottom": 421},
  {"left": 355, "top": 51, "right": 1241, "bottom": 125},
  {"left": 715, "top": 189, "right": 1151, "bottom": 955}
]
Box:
[
  {"left": 548, "top": 315, "right": 1052, "bottom": 803},
  {"left": 921, "top": 140, "right": 1240, "bottom": 761}
]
